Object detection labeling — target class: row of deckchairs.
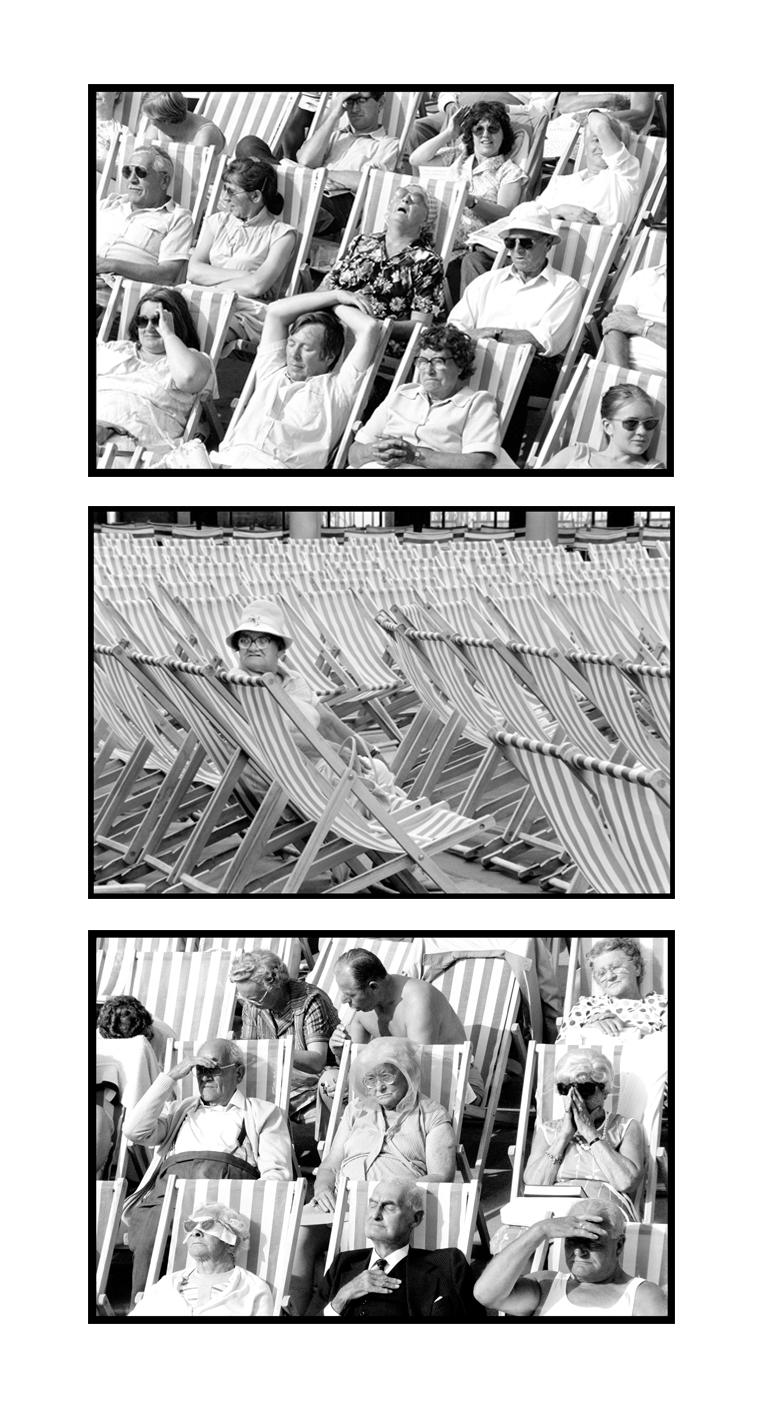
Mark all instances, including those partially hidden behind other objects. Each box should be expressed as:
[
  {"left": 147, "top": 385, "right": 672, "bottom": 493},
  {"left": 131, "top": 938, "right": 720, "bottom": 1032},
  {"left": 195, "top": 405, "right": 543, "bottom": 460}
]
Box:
[{"left": 96, "top": 936, "right": 306, "bottom": 1010}]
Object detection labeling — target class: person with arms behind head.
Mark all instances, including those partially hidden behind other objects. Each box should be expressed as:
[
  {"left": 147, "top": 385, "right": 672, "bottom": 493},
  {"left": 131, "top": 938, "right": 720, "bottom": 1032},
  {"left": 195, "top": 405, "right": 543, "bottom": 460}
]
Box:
[{"left": 297, "top": 89, "right": 400, "bottom": 238}]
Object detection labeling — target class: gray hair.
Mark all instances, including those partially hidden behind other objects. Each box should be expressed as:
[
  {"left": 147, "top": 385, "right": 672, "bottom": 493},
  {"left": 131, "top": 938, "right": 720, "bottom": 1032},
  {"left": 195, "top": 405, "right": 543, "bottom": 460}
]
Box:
[
  {"left": 215, "top": 1039, "right": 244, "bottom": 1068},
  {"left": 133, "top": 144, "right": 174, "bottom": 185},
  {"left": 249, "top": 950, "right": 289, "bottom": 983},
  {"left": 189, "top": 1202, "right": 251, "bottom": 1246},
  {"left": 554, "top": 1047, "right": 614, "bottom": 1089},
  {"left": 567, "top": 1197, "right": 626, "bottom": 1240},
  {"left": 587, "top": 937, "right": 644, "bottom": 986}
]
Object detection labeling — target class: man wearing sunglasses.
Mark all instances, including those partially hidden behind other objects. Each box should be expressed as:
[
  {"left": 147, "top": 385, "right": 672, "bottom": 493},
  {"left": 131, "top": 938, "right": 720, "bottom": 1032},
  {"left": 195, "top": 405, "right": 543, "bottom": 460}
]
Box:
[
  {"left": 122, "top": 1037, "right": 291, "bottom": 1300},
  {"left": 130, "top": 1202, "right": 275, "bottom": 1317},
  {"left": 96, "top": 144, "right": 193, "bottom": 310},
  {"left": 298, "top": 90, "right": 400, "bottom": 238}
]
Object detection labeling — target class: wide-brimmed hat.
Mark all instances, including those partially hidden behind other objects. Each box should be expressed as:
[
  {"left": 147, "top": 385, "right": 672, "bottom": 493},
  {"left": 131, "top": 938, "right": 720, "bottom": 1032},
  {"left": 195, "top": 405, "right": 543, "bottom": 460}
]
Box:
[
  {"left": 494, "top": 208, "right": 561, "bottom": 244},
  {"left": 225, "top": 599, "right": 293, "bottom": 651}
]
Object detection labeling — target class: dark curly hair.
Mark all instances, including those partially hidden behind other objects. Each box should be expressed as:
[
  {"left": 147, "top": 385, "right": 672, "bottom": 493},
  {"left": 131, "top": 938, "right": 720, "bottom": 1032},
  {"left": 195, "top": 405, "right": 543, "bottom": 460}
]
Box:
[
  {"left": 97, "top": 994, "right": 154, "bottom": 1039},
  {"left": 417, "top": 324, "right": 476, "bottom": 382},
  {"left": 460, "top": 101, "right": 515, "bottom": 159},
  {"left": 128, "top": 286, "right": 201, "bottom": 352}
]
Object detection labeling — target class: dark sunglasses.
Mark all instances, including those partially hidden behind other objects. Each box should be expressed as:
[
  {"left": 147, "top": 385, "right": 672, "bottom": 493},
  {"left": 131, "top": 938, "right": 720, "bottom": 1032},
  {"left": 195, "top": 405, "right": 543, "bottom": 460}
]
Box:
[
  {"left": 122, "top": 164, "right": 149, "bottom": 180},
  {"left": 196, "top": 1062, "right": 236, "bottom": 1076},
  {"left": 183, "top": 1217, "right": 218, "bottom": 1233},
  {"left": 615, "top": 417, "right": 659, "bottom": 432},
  {"left": 136, "top": 313, "right": 162, "bottom": 329},
  {"left": 504, "top": 236, "right": 536, "bottom": 250},
  {"left": 556, "top": 1080, "right": 603, "bottom": 1098}
]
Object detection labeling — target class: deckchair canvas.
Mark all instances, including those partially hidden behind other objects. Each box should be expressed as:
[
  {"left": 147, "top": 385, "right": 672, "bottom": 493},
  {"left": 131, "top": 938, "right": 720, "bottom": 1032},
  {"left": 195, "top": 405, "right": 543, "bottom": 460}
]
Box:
[{"left": 325, "top": 1178, "right": 480, "bottom": 1268}]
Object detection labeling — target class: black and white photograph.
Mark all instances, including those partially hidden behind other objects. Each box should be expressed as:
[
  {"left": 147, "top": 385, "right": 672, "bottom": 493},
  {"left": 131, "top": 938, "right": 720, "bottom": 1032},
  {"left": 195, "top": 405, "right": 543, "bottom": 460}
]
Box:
[
  {"left": 91, "top": 507, "right": 672, "bottom": 896},
  {"left": 95, "top": 932, "right": 671, "bottom": 1320},
  {"left": 94, "top": 88, "right": 668, "bottom": 471}
]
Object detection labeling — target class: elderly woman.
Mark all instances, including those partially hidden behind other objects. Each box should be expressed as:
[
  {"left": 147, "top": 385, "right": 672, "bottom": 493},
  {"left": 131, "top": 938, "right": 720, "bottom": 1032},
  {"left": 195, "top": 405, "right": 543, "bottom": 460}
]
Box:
[
  {"left": 474, "top": 1197, "right": 667, "bottom": 1317},
  {"left": 409, "top": 100, "right": 526, "bottom": 298},
  {"left": 97, "top": 994, "right": 176, "bottom": 1065},
  {"left": 348, "top": 325, "right": 516, "bottom": 469},
  {"left": 141, "top": 91, "right": 226, "bottom": 154},
  {"left": 188, "top": 159, "right": 297, "bottom": 345},
  {"left": 130, "top": 1202, "right": 274, "bottom": 1317},
  {"left": 541, "top": 384, "right": 665, "bottom": 469},
  {"left": 97, "top": 286, "right": 216, "bottom": 454},
  {"left": 558, "top": 938, "right": 667, "bottom": 1042},
  {"left": 319, "top": 184, "right": 445, "bottom": 354},
  {"left": 523, "top": 1048, "right": 645, "bottom": 1221},
  {"left": 229, "top": 950, "right": 339, "bottom": 1121},
  {"left": 291, "top": 1037, "right": 456, "bottom": 1312},
  {"left": 535, "top": 109, "right": 642, "bottom": 229}
]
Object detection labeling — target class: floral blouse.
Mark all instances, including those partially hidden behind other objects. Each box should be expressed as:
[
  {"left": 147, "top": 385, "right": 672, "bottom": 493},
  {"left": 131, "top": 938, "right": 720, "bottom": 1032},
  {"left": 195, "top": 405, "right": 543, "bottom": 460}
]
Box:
[
  {"left": 451, "top": 153, "right": 526, "bottom": 245},
  {"left": 324, "top": 231, "right": 445, "bottom": 355}
]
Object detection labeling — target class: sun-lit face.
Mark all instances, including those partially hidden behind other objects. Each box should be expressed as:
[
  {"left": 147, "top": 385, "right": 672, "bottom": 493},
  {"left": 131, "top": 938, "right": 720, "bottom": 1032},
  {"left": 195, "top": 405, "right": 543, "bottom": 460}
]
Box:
[
  {"left": 565, "top": 1229, "right": 622, "bottom": 1283},
  {"left": 123, "top": 150, "right": 168, "bottom": 209},
  {"left": 365, "top": 1182, "right": 419, "bottom": 1249},
  {"left": 360, "top": 1065, "right": 408, "bottom": 1109},
  {"left": 236, "top": 632, "right": 282, "bottom": 675},
  {"left": 503, "top": 231, "right": 552, "bottom": 278},
  {"left": 415, "top": 350, "right": 463, "bottom": 402},
  {"left": 136, "top": 300, "right": 169, "bottom": 357},
  {"left": 602, "top": 397, "right": 658, "bottom": 459},
  {"left": 472, "top": 117, "right": 504, "bottom": 160},
  {"left": 335, "top": 965, "right": 373, "bottom": 1011},
  {"left": 285, "top": 323, "right": 334, "bottom": 382},
  {"left": 343, "top": 92, "right": 382, "bottom": 132},
  {"left": 195, "top": 1040, "right": 243, "bottom": 1106},
  {"left": 591, "top": 948, "right": 642, "bottom": 999},
  {"left": 220, "top": 175, "right": 260, "bottom": 220},
  {"left": 387, "top": 186, "right": 429, "bottom": 240}
]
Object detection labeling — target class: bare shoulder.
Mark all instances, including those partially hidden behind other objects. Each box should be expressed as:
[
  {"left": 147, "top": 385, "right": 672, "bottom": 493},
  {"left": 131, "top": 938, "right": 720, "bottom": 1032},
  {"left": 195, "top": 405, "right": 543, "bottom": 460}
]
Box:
[{"left": 633, "top": 1280, "right": 668, "bottom": 1316}]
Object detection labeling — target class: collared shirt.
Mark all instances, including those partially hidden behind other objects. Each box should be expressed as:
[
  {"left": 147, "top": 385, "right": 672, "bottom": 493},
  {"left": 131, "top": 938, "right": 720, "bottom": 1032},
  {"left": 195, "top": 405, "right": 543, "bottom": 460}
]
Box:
[
  {"left": 97, "top": 194, "right": 194, "bottom": 268},
  {"left": 325, "top": 1244, "right": 411, "bottom": 1315},
  {"left": 201, "top": 210, "right": 297, "bottom": 295},
  {"left": 615, "top": 264, "right": 667, "bottom": 372},
  {"left": 214, "top": 338, "right": 365, "bottom": 469},
  {"left": 452, "top": 153, "right": 526, "bottom": 243},
  {"left": 449, "top": 262, "right": 583, "bottom": 357},
  {"left": 175, "top": 1083, "right": 254, "bottom": 1160},
  {"left": 357, "top": 381, "right": 501, "bottom": 459},
  {"left": 537, "top": 143, "right": 642, "bottom": 228},
  {"left": 97, "top": 340, "right": 216, "bottom": 448},
  {"left": 305, "top": 122, "right": 400, "bottom": 194}
]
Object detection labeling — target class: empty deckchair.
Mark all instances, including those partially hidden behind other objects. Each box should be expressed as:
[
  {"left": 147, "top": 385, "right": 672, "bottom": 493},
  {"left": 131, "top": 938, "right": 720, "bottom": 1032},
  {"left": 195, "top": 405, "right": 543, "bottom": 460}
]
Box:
[
  {"left": 196, "top": 91, "right": 300, "bottom": 153},
  {"left": 564, "top": 652, "right": 670, "bottom": 774},
  {"left": 201, "top": 936, "right": 303, "bottom": 978},
  {"left": 164, "top": 1038, "right": 293, "bottom": 1111},
  {"left": 96, "top": 938, "right": 135, "bottom": 996},
  {"left": 146, "top": 1177, "right": 305, "bottom": 1311},
  {"left": 326, "top": 1178, "right": 480, "bottom": 1267},
  {"left": 129, "top": 949, "right": 238, "bottom": 1037},
  {"left": 96, "top": 1178, "right": 127, "bottom": 1311}
]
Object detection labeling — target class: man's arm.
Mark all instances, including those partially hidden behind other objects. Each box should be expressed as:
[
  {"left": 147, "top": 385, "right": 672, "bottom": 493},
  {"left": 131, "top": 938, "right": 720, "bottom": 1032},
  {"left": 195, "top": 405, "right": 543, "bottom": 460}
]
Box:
[
  {"left": 96, "top": 257, "right": 186, "bottom": 286},
  {"left": 587, "top": 108, "right": 624, "bottom": 160},
  {"left": 603, "top": 305, "right": 667, "bottom": 366},
  {"left": 633, "top": 1280, "right": 668, "bottom": 1316},
  {"left": 297, "top": 94, "right": 349, "bottom": 167},
  {"left": 334, "top": 301, "right": 381, "bottom": 372},
  {"left": 122, "top": 1073, "right": 178, "bottom": 1145},
  {"left": 252, "top": 1100, "right": 292, "bottom": 1180}
]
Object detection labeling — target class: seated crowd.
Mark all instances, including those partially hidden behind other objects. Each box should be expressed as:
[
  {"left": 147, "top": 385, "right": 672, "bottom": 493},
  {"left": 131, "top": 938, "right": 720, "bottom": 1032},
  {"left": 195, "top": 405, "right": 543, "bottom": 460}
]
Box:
[
  {"left": 96, "top": 936, "right": 668, "bottom": 1320},
  {"left": 95, "top": 89, "right": 666, "bottom": 469}
]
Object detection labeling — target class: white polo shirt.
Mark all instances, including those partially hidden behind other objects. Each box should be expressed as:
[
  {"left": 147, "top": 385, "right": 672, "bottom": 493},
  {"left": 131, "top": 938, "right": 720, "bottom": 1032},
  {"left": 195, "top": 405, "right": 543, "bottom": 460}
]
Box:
[
  {"left": 537, "top": 143, "right": 642, "bottom": 227},
  {"left": 97, "top": 194, "right": 194, "bottom": 268},
  {"left": 615, "top": 264, "right": 667, "bottom": 373},
  {"left": 449, "top": 263, "right": 583, "bottom": 358}
]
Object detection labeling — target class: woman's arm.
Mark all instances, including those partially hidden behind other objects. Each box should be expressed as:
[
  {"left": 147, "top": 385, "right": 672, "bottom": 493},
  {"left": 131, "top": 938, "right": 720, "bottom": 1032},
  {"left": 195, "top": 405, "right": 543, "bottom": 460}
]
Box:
[
  {"left": 523, "top": 1124, "right": 573, "bottom": 1185},
  {"left": 469, "top": 171, "right": 524, "bottom": 226},
  {"left": 587, "top": 1117, "right": 644, "bottom": 1194},
  {"left": 218, "top": 232, "right": 297, "bottom": 298},
  {"left": 156, "top": 308, "right": 211, "bottom": 394},
  {"left": 408, "top": 122, "right": 458, "bottom": 170},
  {"left": 292, "top": 1039, "right": 328, "bottom": 1075},
  {"left": 424, "top": 1119, "right": 457, "bottom": 1181}
]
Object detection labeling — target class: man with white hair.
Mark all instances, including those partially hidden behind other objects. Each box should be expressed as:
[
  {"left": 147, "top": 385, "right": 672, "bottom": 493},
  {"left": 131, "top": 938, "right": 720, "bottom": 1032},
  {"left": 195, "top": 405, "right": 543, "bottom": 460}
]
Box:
[
  {"left": 317, "top": 1178, "right": 486, "bottom": 1319},
  {"left": 122, "top": 1037, "right": 291, "bottom": 1299},
  {"left": 129, "top": 1202, "right": 274, "bottom": 1317},
  {"left": 96, "top": 144, "right": 194, "bottom": 308},
  {"left": 474, "top": 1197, "right": 667, "bottom": 1316}
]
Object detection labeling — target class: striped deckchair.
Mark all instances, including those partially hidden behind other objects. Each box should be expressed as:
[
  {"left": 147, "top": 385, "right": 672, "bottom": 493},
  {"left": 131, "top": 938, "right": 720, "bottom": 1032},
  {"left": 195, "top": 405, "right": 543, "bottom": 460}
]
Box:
[
  {"left": 338, "top": 167, "right": 468, "bottom": 266},
  {"left": 547, "top": 1220, "right": 668, "bottom": 1288},
  {"left": 203, "top": 160, "right": 328, "bottom": 299},
  {"left": 146, "top": 1177, "right": 306, "bottom": 1312},
  {"left": 496, "top": 642, "right": 622, "bottom": 762},
  {"left": 326, "top": 1179, "right": 480, "bottom": 1268},
  {"left": 388, "top": 332, "right": 535, "bottom": 441},
  {"left": 114, "top": 132, "right": 218, "bottom": 237},
  {"left": 310, "top": 936, "right": 426, "bottom": 1018},
  {"left": 535, "top": 355, "right": 667, "bottom": 468},
  {"left": 96, "top": 938, "right": 135, "bottom": 996},
  {"left": 196, "top": 91, "right": 300, "bottom": 153},
  {"left": 164, "top": 1038, "right": 293, "bottom": 1111},
  {"left": 565, "top": 652, "right": 670, "bottom": 773},
  {"left": 129, "top": 950, "right": 237, "bottom": 1037},
  {"left": 563, "top": 936, "right": 667, "bottom": 1014},
  {"left": 308, "top": 91, "right": 422, "bottom": 167},
  {"left": 96, "top": 1178, "right": 127, "bottom": 1310},
  {"left": 324, "top": 1040, "right": 472, "bottom": 1155},
  {"left": 113, "top": 91, "right": 147, "bottom": 134},
  {"left": 623, "top": 660, "right": 671, "bottom": 744},
  {"left": 200, "top": 936, "right": 303, "bottom": 978},
  {"left": 491, "top": 730, "right": 670, "bottom": 894},
  {"left": 509, "top": 1041, "right": 665, "bottom": 1223}
]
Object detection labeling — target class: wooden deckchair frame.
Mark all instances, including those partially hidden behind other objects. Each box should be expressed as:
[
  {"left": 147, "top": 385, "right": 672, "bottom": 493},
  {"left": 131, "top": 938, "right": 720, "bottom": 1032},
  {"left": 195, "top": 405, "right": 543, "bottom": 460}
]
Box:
[{"left": 326, "top": 1178, "right": 480, "bottom": 1269}]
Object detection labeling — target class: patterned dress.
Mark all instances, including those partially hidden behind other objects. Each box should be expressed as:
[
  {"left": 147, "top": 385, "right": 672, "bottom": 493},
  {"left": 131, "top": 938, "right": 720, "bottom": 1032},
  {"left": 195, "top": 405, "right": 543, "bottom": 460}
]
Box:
[{"left": 323, "top": 231, "right": 445, "bottom": 356}]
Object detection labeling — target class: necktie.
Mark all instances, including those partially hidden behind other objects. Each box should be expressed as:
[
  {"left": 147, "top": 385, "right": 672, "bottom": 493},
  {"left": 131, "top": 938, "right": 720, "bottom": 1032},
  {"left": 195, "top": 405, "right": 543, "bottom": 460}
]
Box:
[{"left": 373, "top": 1258, "right": 388, "bottom": 1272}]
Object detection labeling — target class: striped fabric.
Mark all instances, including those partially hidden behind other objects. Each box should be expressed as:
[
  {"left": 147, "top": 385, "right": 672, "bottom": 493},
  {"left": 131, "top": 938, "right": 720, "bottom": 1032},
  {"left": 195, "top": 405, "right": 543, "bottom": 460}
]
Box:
[
  {"left": 626, "top": 662, "right": 670, "bottom": 743},
  {"left": 96, "top": 939, "right": 135, "bottom": 995},
  {"left": 326, "top": 1040, "right": 472, "bottom": 1153},
  {"left": 203, "top": 162, "right": 328, "bottom": 300},
  {"left": 165, "top": 1038, "right": 293, "bottom": 1111},
  {"left": 158, "top": 1177, "right": 305, "bottom": 1313},
  {"left": 201, "top": 937, "right": 302, "bottom": 978},
  {"left": 196, "top": 91, "right": 300, "bottom": 152},
  {"left": 96, "top": 1178, "right": 127, "bottom": 1300},
  {"left": 310, "top": 937, "right": 425, "bottom": 1014},
  {"left": 572, "top": 656, "right": 669, "bottom": 773},
  {"left": 112, "top": 280, "right": 234, "bottom": 363},
  {"left": 425, "top": 953, "right": 521, "bottom": 1109},
  {"left": 327, "top": 1178, "right": 480, "bottom": 1267},
  {"left": 554, "top": 358, "right": 668, "bottom": 465},
  {"left": 339, "top": 168, "right": 468, "bottom": 267},
  {"left": 459, "top": 640, "right": 555, "bottom": 739},
  {"left": 129, "top": 950, "right": 238, "bottom": 1036},
  {"left": 549, "top": 584, "right": 647, "bottom": 659},
  {"left": 588, "top": 769, "right": 670, "bottom": 894},
  {"left": 503, "top": 645, "right": 612, "bottom": 759}
]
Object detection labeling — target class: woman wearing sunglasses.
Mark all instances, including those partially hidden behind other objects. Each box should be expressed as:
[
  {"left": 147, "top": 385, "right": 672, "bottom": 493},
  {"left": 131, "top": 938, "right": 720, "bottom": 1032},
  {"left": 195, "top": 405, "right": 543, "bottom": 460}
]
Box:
[
  {"left": 523, "top": 1047, "right": 644, "bottom": 1221},
  {"left": 130, "top": 1202, "right": 274, "bottom": 1317},
  {"left": 96, "top": 285, "right": 215, "bottom": 453},
  {"left": 541, "top": 383, "right": 665, "bottom": 468}
]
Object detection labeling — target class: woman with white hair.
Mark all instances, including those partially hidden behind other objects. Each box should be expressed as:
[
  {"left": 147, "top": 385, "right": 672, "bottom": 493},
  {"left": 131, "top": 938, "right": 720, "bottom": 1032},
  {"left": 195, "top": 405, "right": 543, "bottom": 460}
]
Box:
[
  {"left": 558, "top": 937, "right": 667, "bottom": 1043},
  {"left": 129, "top": 1202, "right": 274, "bottom": 1316},
  {"left": 523, "top": 1047, "right": 645, "bottom": 1219}
]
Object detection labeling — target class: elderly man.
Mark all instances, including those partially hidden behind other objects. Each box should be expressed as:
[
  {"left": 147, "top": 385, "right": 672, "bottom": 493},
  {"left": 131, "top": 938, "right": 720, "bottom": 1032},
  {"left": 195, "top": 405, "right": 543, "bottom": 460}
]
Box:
[
  {"left": 474, "top": 1198, "right": 667, "bottom": 1317},
  {"left": 535, "top": 109, "right": 642, "bottom": 229},
  {"left": 449, "top": 210, "right": 582, "bottom": 459},
  {"left": 317, "top": 1178, "right": 486, "bottom": 1319},
  {"left": 297, "top": 90, "right": 400, "bottom": 238},
  {"left": 96, "top": 145, "right": 194, "bottom": 311},
  {"left": 211, "top": 287, "right": 380, "bottom": 469},
  {"left": 130, "top": 1202, "right": 274, "bottom": 1317},
  {"left": 602, "top": 262, "right": 667, "bottom": 373},
  {"left": 230, "top": 950, "right": 339, "bottom": 1121},
  {"left": 122, "top": 1037, "right": 291, "bottom": 1299}
]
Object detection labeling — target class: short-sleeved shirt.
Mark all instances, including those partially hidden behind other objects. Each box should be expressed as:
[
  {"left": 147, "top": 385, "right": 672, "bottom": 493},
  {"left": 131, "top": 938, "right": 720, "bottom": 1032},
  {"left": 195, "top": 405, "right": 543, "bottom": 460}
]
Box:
[
  {"left": 324, "top": 231, "right": 445, "bottom": 355},
  {"left": 97, "top": 194, "right": 194, "bottom": 269},
  {"left": 308, "top": 123, "right": 400, "bottom": 194},
  {"left": 96, "top": 340, "right": 217, "bottom": 447},
  {"left": 216, "top": 339, "right": 365, "bottom": 469},
  {"left": 451, "top": 153, "right": 526, "bottom": 243},
  {"left": 538, "top": 144, "right": 642, "bottom": 228},
  {"left": 449, "top": 262, "right": 583, "bottom": 358},
  {"left": 202, "top": 209, "right": 297, "bottom": 297},
  {"left": 240, "top": 979, "right": 339, "bottom": 1119},
  {"left": 615, "top": 264, "right": 667, "bottom": 372},
  {"left": 356, "top": 381, "right": 501, "bottom": 459}
]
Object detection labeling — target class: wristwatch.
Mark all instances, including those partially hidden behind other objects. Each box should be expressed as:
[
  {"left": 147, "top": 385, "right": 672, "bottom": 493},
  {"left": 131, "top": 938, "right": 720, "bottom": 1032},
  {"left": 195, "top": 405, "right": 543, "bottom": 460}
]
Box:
[{"left": 641, "top": 319, "right": 654, "bottom": 338}]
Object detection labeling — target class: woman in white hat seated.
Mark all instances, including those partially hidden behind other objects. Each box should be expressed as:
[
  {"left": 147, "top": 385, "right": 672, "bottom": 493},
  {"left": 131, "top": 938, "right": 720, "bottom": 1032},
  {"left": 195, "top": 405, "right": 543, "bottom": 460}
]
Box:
[
  {"left": 130, "top": 1202, "right": 273, "bottom": 1317},
  {"left": 347, "top": 325, "right": 517, "bottom": 469},
  {"left": 225, "top": 601, "right": 407, "bottom": 809}
]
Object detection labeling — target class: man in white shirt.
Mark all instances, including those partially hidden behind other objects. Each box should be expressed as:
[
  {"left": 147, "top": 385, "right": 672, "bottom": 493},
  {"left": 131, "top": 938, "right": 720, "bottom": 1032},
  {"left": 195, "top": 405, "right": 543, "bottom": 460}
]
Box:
[
  {"left": 536, "top": 109, "right": 642, "bottom": 229},
  {"left": 214, "top": 287, "right": 380, "bottom": 469},
  {"left": 297, "top": 89, "right": 400, "bottom": 237},
  {"left": 449, "top": 211, "right": 583, "bottom": 458},
  {"left": 96, "top": 145, "right": 193, "bottom": 311},
  {"left": 122, "top": 1037, "right": 291, "bottom": 1298},
  {"left": 603, "top": 263, "right": 667, "bottom": 373},
  {"left": 317, "top": 1178, "right": 486, "bottom": 1319}
]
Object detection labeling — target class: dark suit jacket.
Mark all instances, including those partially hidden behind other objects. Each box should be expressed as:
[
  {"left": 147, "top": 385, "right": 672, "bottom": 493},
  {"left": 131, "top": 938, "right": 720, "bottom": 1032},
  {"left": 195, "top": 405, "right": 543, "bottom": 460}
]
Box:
[{"left": 318, "top": 1246, "right": 487, "bottom": 1321}]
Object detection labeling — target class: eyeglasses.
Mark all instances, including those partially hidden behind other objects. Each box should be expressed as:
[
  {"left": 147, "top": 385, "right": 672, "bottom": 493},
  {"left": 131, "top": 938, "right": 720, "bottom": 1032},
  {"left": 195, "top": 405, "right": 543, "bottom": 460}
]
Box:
[
  {"left": 122, "top": 164, "right": 149, "bottom": 180},
  {"left": 612, "top": 417, "right": 659, "bottom": 432},
  {"left": 344, "top": 94, "right": 374, "bottom": 107},
  {"left": 183, "top": 1216, "right": 218, "bottom": 1233},
  {"left": 237, "top": 634, "right": 275, "bottom": 649},
  {"left": 593, "top": 961, "right": 633, "bottom": 981},
  {"left": 556, "top": 1080, "right": 604, "bottom": 1098},
  {"left": 503, "top": 236, "right": 536, "bottom": 250},
  {"left": 136, "top": 313, "right": 162, "bottom": 329},
  {"left": 362, "top": 1070, "right": 402, "bottom": 1091},
  {"left": 416, "top": 355, "right": 451, "bottom": 373},
  {"left": 473, "top": 123, "right": 501, "bottom": 136}
]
